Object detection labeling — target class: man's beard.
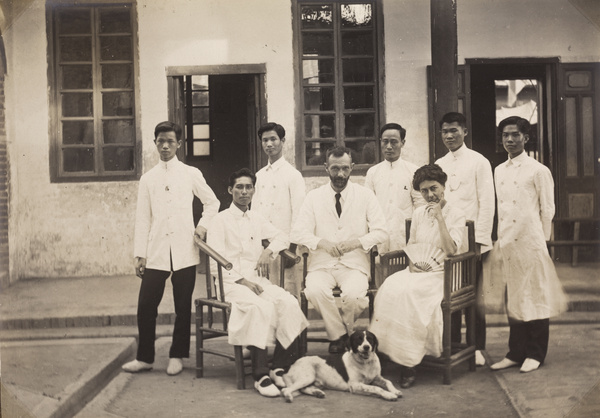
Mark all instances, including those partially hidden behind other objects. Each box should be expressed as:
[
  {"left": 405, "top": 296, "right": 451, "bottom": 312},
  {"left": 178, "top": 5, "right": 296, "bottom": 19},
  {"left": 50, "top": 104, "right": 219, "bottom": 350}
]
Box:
[{"left": 330, "top": 175, "right": 349, "bottom": 190}]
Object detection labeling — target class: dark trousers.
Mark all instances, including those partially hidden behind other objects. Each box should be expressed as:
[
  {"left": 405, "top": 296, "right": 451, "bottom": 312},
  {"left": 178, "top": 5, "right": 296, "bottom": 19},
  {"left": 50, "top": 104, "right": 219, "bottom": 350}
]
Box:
[
  {"left": 249, "top": 337, "right": 300, "bottom": 381},
  {"left": 451, "top": 253, "right": 487, "bottom": 349},
  {"left": 506, "top": 317, "right": 550, "bottom": 364},
  {"left": 136, "top": 265, "right": 196, "bottom": 363}
]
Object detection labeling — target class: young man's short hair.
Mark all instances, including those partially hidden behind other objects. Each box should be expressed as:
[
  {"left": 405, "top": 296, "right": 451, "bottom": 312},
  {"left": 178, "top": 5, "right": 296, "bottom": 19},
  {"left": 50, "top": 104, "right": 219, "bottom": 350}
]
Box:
[
  {"left": 229, "top": 168, "right": 256, "bottom": 187},
  {"left": 498, "top": 116, "right": 531, "bottom": 136},
  {"left": 258, "top": 122, "right": 285, "bottom": 140},
  {"left": 379, "top": 123, "right": 406, "bottom": 140},
  {"left": 439, "top": 112, "right": 467, "bottom": 129},
  {"left": 154, "top": 121, "right": 182, "bottom": 141}
]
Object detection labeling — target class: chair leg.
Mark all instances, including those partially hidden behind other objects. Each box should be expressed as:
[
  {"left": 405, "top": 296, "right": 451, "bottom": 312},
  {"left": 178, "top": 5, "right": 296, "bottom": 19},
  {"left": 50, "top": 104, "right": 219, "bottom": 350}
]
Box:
[
  {"left": 234, "top": 345, "right": 246, "bottom": 390},
  {"left": 443, "top": 367, "right": 452, "bottom": 385},
  {"left": 196, "top": 304, "right": 204, "bottom": 379},
  {"left": 466, "top": 304, "right": 477, "bottom": 372}
]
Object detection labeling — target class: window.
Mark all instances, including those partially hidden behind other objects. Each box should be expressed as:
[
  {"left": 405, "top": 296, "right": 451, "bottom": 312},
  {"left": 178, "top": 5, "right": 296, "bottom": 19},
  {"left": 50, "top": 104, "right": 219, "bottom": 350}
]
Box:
[
  {"left": 295, "top": 1, "right": 383, "bottom": 173},
  {"left": 48, "top": 3, "right": 139, "bottom": 181},
  {"left": 184, "top": 75, "right": 212, "bottom": 158}
]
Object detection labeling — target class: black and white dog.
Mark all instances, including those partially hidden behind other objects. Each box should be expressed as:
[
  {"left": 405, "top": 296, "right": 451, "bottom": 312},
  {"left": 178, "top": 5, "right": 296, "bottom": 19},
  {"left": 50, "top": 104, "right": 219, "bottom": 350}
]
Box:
[{"left": 281, "top": 330, "right": 402, "bottom": 402}]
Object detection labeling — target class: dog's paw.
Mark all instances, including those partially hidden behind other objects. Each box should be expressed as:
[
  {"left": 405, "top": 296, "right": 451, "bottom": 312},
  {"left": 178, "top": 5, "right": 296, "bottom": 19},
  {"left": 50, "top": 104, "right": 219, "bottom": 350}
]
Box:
[
  {"left": 281, "top": 388, "right": 294, "bottom": 403},
  {"left": 381, "top": 392, "right": 399, "bottom": 401},
  {"left": 314, "top": 389, "right": 326, "bottom": 399},
  {"left": 394, "top": 389, "right": 403, "bottom": 398}
]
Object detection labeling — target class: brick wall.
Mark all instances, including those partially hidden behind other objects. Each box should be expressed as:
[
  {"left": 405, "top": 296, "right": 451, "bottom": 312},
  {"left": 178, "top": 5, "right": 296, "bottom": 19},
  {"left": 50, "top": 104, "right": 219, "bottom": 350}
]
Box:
[{"left": 0, "top": 72, "right": 9, "bottom": 289}]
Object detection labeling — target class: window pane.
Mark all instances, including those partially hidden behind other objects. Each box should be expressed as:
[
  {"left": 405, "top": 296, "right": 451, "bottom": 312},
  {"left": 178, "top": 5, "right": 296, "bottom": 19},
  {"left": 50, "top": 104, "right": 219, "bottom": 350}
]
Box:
[
  {"left": 99, "top": 9, "right": 131, "bottom": 33},
  {"left": 345, "top": 113, "right": 375, "bottom": 137},
  {"left": 62, "top": 93, "right": 93, "bottom": 117},
  {"left": 193, "top": 141, "right": 211, "bottom": 157},
  {"left": 304, "top": 87, "right": 335, "bottom": 111},
  {"left": 62, "top": 121, "right": 94, "bottom": 144},
  {"left": 103, "top": 147, "right": 134, "bottom": 171},
  {"left": 303, "top": 33, "right": 334, "bottom": 56},
  {"left": 304, "top": 115, "right": 335, "bottom": 139},
  {"left": 345, "top": 140, "right": 377, "bottom": 164},
  {"left": 101, "top": 64, "right": 133, "bottom": 88},
  {"left": 582, "top": 97, "right": 594, "bottom": 176},
  {"left": 58, "top": 9, "right": 91, "bottom": 34},
  {"left": 301, "top": 5, "right": 333, "bottom": 29},
  {"left": 305, "top": 142, "right": 334, "bottom": 166},
  {"left": 102, "top": 92, "right": 133, "bottom": 116},
  {"left": 62, "top": 65, "right": 92, "bottom": 89},
  {"left": 192, "top": 92, "right": 209, "bottom": 106},
  {"left": 341, "top": 31, "right": 373, "bottom": 56},
  {"left": 192, "top": 75, "right": 209, "bottom": 89},
  {"left": 344, "top": 86, "right": 374, "bottom": 109},
  {"left": 100, "top": 36, "right": 132, "bottom": 61},
  {"left": 193, "top": 108, "right": 209, "bottom": 124},
  {"left": 63, "top": 148, "right": 94, "bottom": 172},
  {"left": 60, "top": 37, "right": 92, "bottom": 62},
  {"left": 103, "top": 120, "right": 134, "bottom": 144},
  {"left": 341, "top": 4, "right": 372, "bottom": 28},
  {"left": 193, "top": 124, "right": 210, "bottom": 139},
  {"left": 343, "top": 58, "right": 373, "bottom": 82},
  {"left": 565, "top": 97, "right": 577, "bottom": 177},
  {"left": 303, "top": 59, "right": 334, "bottom": 84}
]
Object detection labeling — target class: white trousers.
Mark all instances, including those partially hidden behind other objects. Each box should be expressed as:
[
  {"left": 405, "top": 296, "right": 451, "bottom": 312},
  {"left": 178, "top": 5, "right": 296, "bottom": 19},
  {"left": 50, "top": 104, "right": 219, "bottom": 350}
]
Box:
[
  {"left": 304, "top": 265, "right": 368, "bottom": 340},
  {"left": 225, "top": 275, "right": 308, "bottom": 350}
]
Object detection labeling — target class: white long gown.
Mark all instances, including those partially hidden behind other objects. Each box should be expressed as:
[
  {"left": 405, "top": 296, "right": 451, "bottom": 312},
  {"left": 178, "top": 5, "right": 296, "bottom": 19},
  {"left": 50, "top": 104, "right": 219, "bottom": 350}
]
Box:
[{"left": 369, "top": 204, "right": 465, "bottom": 367}]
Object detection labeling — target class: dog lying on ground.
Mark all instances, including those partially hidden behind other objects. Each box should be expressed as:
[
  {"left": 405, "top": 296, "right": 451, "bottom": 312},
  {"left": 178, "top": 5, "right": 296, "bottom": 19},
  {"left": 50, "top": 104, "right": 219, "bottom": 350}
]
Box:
[{"left": 281, "top": 330, "right": 402, "bottom": 402}]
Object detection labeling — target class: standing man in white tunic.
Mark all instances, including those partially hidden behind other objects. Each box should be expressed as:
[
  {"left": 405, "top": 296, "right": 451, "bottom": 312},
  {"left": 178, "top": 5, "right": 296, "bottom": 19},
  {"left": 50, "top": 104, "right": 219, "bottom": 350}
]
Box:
[
  {"left": 123, "top": 121, "right": 220, "bottom": 376},
  {"left": 291, "top": 146, "right": 387, "bottom": 353},
  {"left": 253, "top": 123, "right": 306, "bottom": 295},
  {"left": 365, "top": 123, "right": 425, "bottom": 253},
  {"left": 488, "top": 116, "right": 567, "bottom": 373},
  {"left": 207, "top": 168, "right": 309, "bottom": 397},
  {"left": 435, "top": 112, "right": 495, "bottom": 366}
]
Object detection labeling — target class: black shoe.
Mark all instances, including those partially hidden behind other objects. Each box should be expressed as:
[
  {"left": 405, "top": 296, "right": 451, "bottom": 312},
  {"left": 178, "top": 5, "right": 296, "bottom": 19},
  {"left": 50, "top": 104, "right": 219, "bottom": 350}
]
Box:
[
  {"left": 400, "top": 367, "right": 416, "bottom": 389},
  {"left": 328, "top": 334, "right": 349, "bottom": 354}
]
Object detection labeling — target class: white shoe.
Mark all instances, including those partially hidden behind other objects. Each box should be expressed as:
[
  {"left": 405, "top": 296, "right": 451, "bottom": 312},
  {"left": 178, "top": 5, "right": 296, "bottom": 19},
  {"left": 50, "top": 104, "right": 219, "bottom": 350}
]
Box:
[
  {"left": 269, "top": 368, "right": 286, "bottom": 388},
  {"left": 122, "top": 360, "right": 153, "bottom": 373},
  {"left": 490, "top": 358, "right": 519, "bottom": 371},
  {"left": 167, "top": 358, "right": 183, "bottom": 376},
  {"left": 475, "top": 350, "right": 486, "bottom": 367},
  {"left": 520, "top": 358, "right": 540, "bottom": 373},
  {"left": 254, "top": 376, "right": 281, "bottom": 397}
]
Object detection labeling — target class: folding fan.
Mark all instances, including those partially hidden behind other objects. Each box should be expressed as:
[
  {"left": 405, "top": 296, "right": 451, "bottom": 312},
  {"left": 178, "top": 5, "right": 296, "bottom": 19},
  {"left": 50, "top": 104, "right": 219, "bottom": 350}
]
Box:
[{"left": 404, "top": 243, "right": 446, "bottom": 272}]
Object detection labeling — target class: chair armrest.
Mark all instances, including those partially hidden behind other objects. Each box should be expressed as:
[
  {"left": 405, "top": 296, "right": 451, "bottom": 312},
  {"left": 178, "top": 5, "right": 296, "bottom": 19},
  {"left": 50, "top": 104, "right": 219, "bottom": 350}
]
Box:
[
  {"left": 445, "top": 250, "right": 476, "bottom": 264},
  {"left": 280, "top": 249, "right": 301, "bottom": 265},
  {"left": 298, "top": 244, "right": 309, "bottom": 256},
  {"left": 197, "top": 240, "right": 233, "bottom": 270},
  {"left": 379, "top": 249, "right": 407, "bottom": 263}
]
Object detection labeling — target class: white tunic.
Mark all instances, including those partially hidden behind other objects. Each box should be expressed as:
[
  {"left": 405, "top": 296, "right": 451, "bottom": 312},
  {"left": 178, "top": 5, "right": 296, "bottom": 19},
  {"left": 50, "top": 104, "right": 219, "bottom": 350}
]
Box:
[
  {"left": 290, "top": 181, "right": 388, "bottom": 276},
  {"left": 253, "top": 157, "right": 306, "bottom": 235},
  {"left": 435, "top": 145, "right": 495, "bottom": 253},
  {"left": 365, "top": 158, "right": 426, "bottom": 253},
  {"left": 369, "top": 204, "right": 465, "bottom": 367},
  {"left": 207, "top": 204, "right": 308, "bottom": 349},
  {"left": 133, "top": 157, "right": 220, "bottom": 271},
  {"left": 484, "top": 153, "right": 567, "bottom": 321}
]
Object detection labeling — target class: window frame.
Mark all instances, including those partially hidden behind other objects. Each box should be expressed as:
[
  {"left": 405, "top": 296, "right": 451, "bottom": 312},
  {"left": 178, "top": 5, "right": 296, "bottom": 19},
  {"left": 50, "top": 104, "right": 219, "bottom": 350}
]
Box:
[
  {"left": 47, "top": 0, "right": 141, "bottom": 182},
  {"left": 293, "top": 0, "right": 385, "bottom": 176}
]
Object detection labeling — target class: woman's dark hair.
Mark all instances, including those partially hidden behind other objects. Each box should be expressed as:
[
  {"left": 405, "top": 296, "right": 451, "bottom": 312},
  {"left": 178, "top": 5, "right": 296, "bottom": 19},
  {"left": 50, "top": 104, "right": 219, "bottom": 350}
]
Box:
[
  {"left": 229, "top": 168, "right": 256, "bottom": 187},
  {"left": 412, "top": 164, "right": 448, "bottom": 191},
  {"left": 154, "top": 121, "right": 182, "bottom": 141}
]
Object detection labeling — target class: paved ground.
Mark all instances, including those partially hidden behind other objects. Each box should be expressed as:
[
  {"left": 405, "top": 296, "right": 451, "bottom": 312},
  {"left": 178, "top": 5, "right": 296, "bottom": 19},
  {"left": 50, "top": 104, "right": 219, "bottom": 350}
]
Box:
[{"left": 0, "top": 262, "right": 598, "bottom": 417}]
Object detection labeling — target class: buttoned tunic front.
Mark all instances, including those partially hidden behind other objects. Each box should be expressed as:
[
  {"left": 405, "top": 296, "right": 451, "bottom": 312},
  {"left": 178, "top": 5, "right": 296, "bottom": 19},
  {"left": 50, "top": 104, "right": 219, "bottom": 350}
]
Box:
[
  {"left": 134, "top": 157, "right": 220, "bottom": 271},
  {"left": 365, "top": 157, "right": 426, "bottom": 252},
  {"left": 485, "top": 153, "right": 567, "bottom": 321},
  {"left": 253, "top": 157, "right": 306, "bottom": 235},
  {"left": 435, "top": 145, "right": 495, "bottom": 252},
  {"left": 290, "top": 181, "right": 387, "bottom": 276},
  {"left": 207, "top": 204, "right": 308, "bottom": 349}
]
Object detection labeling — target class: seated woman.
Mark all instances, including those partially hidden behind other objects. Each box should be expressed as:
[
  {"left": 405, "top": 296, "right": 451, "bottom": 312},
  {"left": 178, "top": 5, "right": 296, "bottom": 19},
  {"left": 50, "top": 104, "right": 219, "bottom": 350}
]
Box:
[{"left": 369, "top": 164, "right": 465, "bottom": 388}]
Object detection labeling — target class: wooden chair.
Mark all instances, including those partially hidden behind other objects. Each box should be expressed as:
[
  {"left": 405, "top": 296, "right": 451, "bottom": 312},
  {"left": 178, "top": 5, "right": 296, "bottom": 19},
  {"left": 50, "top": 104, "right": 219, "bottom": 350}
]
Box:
[
  {"left": 379, "top": 219, "right": 477, "bottom": 384},
  {"left": 298, "top": 246, "right": 378, "bottom": 357},
  {"left": 194, "top": 240, "right": 300, "bottom": 389}
]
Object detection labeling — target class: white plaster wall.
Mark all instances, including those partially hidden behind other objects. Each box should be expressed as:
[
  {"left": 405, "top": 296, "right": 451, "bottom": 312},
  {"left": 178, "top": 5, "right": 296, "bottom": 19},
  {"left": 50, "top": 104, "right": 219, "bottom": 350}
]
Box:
[{"left": 458, "top": 0, "right": 600, "bottom": 63}]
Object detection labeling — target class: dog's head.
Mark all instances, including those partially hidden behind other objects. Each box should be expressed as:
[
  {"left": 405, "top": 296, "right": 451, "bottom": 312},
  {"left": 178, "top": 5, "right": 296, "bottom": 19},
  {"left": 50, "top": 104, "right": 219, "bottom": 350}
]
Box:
[{"left": 348, "top": 330, "right": 378, "bottom": 360}]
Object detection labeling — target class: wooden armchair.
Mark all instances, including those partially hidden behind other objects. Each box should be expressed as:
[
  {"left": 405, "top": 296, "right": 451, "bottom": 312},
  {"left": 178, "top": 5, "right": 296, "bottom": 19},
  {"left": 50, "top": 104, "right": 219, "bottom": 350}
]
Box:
[
  {"left": 298, "top": 246, "right": 378, "bottom": 357},
  {"left": 379, "top": 219, "right": 477, "bottom": 384},
  {"left": 194, "top": 240, "right": 300, "bottom": 389}
]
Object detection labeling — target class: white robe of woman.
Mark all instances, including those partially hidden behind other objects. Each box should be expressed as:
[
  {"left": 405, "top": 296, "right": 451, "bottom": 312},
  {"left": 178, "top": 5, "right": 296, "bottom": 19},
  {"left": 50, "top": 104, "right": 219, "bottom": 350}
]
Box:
[{"left": 369, "top": 204, "right": 465, "bottom": 367}]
